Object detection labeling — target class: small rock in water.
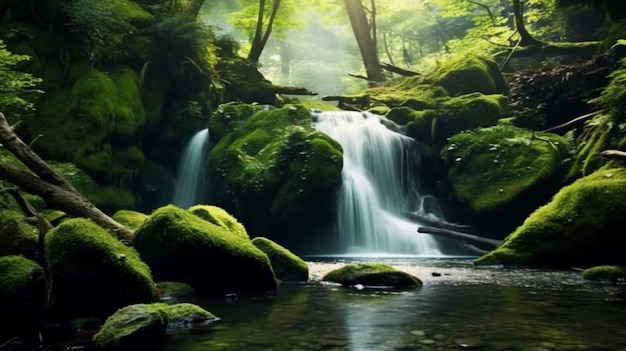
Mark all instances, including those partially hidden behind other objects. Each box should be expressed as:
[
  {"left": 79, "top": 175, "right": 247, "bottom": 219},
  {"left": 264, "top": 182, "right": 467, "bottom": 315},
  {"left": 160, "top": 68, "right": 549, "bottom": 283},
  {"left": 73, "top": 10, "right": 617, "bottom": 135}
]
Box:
[
  {"left": 353, "top": 284, "right": 365, "bottom": 290},
  {"left": 453, "top": 337, "right": 484, "bottom": 349},
  {"left": 225, "top": 293, "right": 238, "bottom": 301},
  {"left": 410, "top": 330, "right": 426, "bottom": 337},
  {"left": 431, "top": 272, "right": 442, "bottom": 277}
]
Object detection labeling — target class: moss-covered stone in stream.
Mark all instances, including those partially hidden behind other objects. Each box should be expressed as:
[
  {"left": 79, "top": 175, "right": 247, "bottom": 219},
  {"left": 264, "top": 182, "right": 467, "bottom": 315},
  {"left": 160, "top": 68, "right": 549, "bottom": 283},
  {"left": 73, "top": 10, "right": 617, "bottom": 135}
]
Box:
[
  {"left": 0, "top": 210, "right": 38, "bottom": 260},
  {"left": 132, "top": 205, "right": 277, "bottom": 295},
  {"left": 475, "top": 168, "right": 626, "bottom": 268},
  {"left": 188, "top": 205, "right": 249, "bottom": 239},
  {"left": 209, "top": 104, "right": 343, "bottom": 235},
  {"left": 251, "top": 237, "right": 309, "bottom": 282},
  {"left": 582, "top": 265, "right": 626, "bottom": 282},
  {"left": 0, "top": 255, "right": 46, "bottom": 340},
  {"left": 322, "top": 263, "right": 422, "bottom": 289},
  {"left": 112, "top": 209, "right": 148, "bottom": 231},
  {"left": 156, "top": 281, "right": 197, "bottom": 300},
  {"left": 45, "top": 218, "right": 157, "bottom": 319},
  {"left": 430, "top": 55, "right": 508, "bottom": 96},
  {"left": 443, "top": 125, "right": 570, "bottom": 235},
  {"left": 209, "top": 102, "right": 257, "bottom": 142}
]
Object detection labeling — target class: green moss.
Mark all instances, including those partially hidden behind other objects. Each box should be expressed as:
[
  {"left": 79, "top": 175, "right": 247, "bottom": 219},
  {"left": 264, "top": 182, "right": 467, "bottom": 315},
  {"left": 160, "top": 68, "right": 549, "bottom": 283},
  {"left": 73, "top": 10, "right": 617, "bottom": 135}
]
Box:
[
  {"left": 0, "top": 255, "right": 46, "bottom": 338},
  {"left": 81, "top": 184, "right": 137, "bottom": 213},
  {"left": 132, "top": 205, "right": 276, "bottom": 295},
  {"left": 251, "top": 237, "right": 308, "bottom": 281},
  {"left": 93, "top": 303, "right": 167, "bottom": 349},
  {"left": 156, "top": 281, "right": 197, "bottom": 300},
  {"left": 110, "top": 66, "right": 146, "bottom": 139},
  {"left": 430, "top": 55, "right": 508, "bottom": 96},
  {"left": 582, "top": 265, "right": 626, "bottom": 282},
  {"left": 110, "top": 0, "right": 154, "bottom": 28},
  {"left": 209, "top": 104, "right": 343, "bottom": 234},
  {"left": 110, "top": 145, "right": 146, "bottom": 175},
  {"left": 475, "top": 169, "right": 626, "bottom": 268},
  {"left": 159, "top": 302, "right": 219, "bottom": 328},
  {"left": 362, "top": 82, "right": 447, "bottom": 111},
  {"left": 322, "top": 263, "right": 422, "bottom": 289},
  {"left": 297, "top": 99, "right": 341, "bottom": 111},
  {"left": 45, "top": 218, "right": 157, "bottom": 319},
  {"left": 112, "top": 210, "right": 148, "bottom": 231},
  {"left": 188, "top": 205, "right": 249, "bottom": 239},
  {"left": 443, "top": 125, "right": 570, "bottom": 223},
  {"left": 0, "top": 210, "right": 38, "bottom": 260},
  {"left": 141, "top": 71, "right": 170, "bottom": 132}
]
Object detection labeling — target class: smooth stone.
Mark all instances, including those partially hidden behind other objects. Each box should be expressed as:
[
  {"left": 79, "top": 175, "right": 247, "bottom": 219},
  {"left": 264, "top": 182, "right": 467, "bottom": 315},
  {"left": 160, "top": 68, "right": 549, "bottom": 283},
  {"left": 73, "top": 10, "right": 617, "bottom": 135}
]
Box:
[
  {"left": 453, "top": 337, "right": 485, "bottom": 349},
  {"left": 410, "top": 330, "right": 426, "bottom": 337}
]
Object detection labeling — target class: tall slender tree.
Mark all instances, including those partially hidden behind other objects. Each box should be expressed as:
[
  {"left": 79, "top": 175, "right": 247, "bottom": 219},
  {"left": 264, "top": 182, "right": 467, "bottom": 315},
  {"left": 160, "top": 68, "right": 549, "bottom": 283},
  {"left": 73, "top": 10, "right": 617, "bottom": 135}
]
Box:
[
  {"left": 248, "top": 0, "right": 282, "bottom": 63},
  {"left": 344, "top": 0, "right": 385, "bottom": 82}
]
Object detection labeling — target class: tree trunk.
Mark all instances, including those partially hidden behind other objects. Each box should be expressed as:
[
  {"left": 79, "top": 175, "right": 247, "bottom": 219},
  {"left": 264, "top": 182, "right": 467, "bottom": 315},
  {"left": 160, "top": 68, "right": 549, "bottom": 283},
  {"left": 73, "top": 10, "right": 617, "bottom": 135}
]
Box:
[
  {"left": 417, "top": 226, "right": 502, "bottom": 247},
  {"left": 248, "top": 0, "right": 282, "bottom": 63},
  {"left": 0, "top": 112, "right": 133, "bottom": 240},
  {"left": 512, "top": 0, "right": 541, "bottom": 46},
  {"left": 344, "top": 0, "right": 385, "bottom": 83}
]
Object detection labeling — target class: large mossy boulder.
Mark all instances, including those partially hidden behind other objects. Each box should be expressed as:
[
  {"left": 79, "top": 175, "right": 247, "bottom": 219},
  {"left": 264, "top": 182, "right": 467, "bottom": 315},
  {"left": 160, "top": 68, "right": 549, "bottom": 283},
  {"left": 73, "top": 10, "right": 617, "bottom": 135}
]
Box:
[
  {"left": 189, "top": 204, "right": 249, "bottom": 239},
  {"left": 582, "top": 265, "right": 626, "bottom": 283},
  {"left": 133, "top": 205, "right": 277, "bottom": 295},
  {"left": 322, "top": 263, "right": 422, "bottom": 289},
  {"left": 112, "top": 209, "right": 148, "bottom": 231},
  {"left": 0, "top": 209, "right": 38, "bottom": 260},
  {"left": 430, "top": 55, "right": 508, "bottom": 96},
  {"left": 208, "top": 104, "right": 343, "bottom": 234},
  {"left": 443, "top": 125, "right": 571, "bottom": 236},
  {"left": 0, "top": 255, "right": 46, "bottom": 340},
  {"left": 45, "top": 218, "right": 158, "bottom": 319},
  {"left": 475, "top": 168, "right": 626, "bottom": 268},
  {"left": 251, "top": 237, "right": 308, "bottom": 282}
]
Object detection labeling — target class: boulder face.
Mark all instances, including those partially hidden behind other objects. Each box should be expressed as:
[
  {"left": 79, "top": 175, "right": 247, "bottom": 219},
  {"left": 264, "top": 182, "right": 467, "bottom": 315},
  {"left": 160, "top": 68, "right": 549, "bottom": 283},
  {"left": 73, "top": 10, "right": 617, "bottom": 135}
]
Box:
[
  {"left": 189, "top": 204, "right": 249, "bottom": 239},
  {"left": 0, "top": 255, "right": 46, "bottom": 339},
  {"left": 475, "top": 168, "right": 626, "bottom": 268},
  {"left": 0, "top": 209, "right": 38, "bottom": 260},
  {"left": 430, "top": 55, "right": 509, "bottom": 97},
  {"left": 133, "top": 205, "right": 277, "bottom": 295},
  {"left": 251, "top": 237, "right": 309, "bottom": 282},
  {"left": 208, "top": 104, "right": 343, "bottom": 235},
  {"left": 45, "top": 218, "right": 158, "bottom": 319},
  {"left": 322, "top": 263, "right": 422, "bottom": 289},
  {"left": 442, "top": 125, "right": 571, "bottom": 236}
]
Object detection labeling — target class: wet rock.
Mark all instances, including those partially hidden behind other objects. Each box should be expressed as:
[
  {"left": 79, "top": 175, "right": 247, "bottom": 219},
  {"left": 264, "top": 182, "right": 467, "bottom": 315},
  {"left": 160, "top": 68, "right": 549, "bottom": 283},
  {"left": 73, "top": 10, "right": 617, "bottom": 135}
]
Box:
[{"left": 453, "top": 337, "right": 485, "bottom": 349}]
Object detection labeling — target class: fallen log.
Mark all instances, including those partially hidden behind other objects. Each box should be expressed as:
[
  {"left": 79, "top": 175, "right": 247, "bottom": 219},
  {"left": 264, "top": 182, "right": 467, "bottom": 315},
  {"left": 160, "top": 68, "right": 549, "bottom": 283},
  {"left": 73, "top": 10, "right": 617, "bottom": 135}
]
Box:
[
  {"left": 417, "top": 226, "right": 502, "bottom": 247},
  {"left": 401, "top": 211, "right": 475, "bottom": 233},
  {"left": 596, "top": 149, "right": 626, "bottom": 161},
  {"left": 541, "top": 109, "right": 605, "bottom": 134},
  {"left": 0, "top": 112, "right": 133, "bottom": 240},
  {"left": 265, "top": 84, "right": 317, "bottom": 96},
  {"left": 379, "top": 62, "right": 420, "bottom": 77}
]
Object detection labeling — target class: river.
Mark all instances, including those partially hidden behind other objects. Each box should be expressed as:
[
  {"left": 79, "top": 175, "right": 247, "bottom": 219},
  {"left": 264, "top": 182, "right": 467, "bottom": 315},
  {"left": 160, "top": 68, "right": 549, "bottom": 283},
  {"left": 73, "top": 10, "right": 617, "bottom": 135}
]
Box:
[{"left": 157, "top": 257, "right": 626, "bottom": 351}]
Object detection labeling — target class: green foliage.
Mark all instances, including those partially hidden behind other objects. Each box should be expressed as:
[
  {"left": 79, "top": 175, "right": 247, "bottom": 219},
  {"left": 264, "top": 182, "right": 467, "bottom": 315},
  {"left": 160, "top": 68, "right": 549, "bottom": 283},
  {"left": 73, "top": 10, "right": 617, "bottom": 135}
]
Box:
[{"left": 0, "top": 40, "right": 41, "bottom": 118}]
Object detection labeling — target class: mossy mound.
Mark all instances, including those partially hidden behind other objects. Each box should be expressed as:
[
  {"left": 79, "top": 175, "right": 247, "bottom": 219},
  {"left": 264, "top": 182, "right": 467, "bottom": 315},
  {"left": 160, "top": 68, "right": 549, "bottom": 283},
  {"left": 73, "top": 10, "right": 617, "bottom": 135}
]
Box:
[
  {"left": 132, "top": 205, "right": 277, "bottom": 295},
  {"left": 45, "top": 218, "right": 157, "bottom": 319},
  {"left": 322, "top": 263, "right": 422, "bottom": 289},
  {"left": 430, "top": 55, "right": 508, "bottom": 96},
  {"left": 475, "top": 169, "right": 626, "bottom": 268},
  {"left": 93, "top": 303, "right": 167, "bottom": 349},
  {"left": 0, "top": 209, "right": 38, "bottom": 260},
  {"left": 582, "top": 265, "right": 626, "bottom": 283},
  {"left": 209, "top": 102, "right": 258, "bottom": 142},
  {"left": 443, "top": 125, "right": 571, "bottom": 234},
  {"left": 112, "top": 210, "right": 148, "bottom": 231},
  {"left": 188, "top": 205, "right": 249, "bottom": 239},
  {"left": 209, "top": 104, "right": 343, "bottom": 234},
  {"left": 156, "top": 281, "right": 197, "bottom": 300},
  {"left": 362, "top": 82, "right": 447, "bottom": 112},
  {"left": 405, "top": 92, "right": 510, "bottom": 147},
  {"left": 160, "top": 302, "right": 220, "bottom": 328},
  {"left": 251, "top": 237, "right": 308, "bottom": 282},
  {"left": 0, "top": 255, "right": 46, "bottom": 339}
]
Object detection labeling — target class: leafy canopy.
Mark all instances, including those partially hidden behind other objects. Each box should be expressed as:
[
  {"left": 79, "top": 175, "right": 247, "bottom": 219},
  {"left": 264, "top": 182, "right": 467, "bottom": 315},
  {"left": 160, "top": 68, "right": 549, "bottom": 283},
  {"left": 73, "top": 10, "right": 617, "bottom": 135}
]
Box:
[{"left": 0, "top": 40, "right": 41, "bottom": 117}]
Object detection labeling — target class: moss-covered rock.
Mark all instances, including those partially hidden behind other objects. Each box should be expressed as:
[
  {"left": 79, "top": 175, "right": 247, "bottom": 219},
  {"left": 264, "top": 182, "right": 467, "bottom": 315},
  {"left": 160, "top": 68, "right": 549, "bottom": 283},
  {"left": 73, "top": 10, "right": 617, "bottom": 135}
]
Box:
[
  {"left": 322, "top": 263, "right": 422, "bottom": 289},
  {"left": 92, "top": 303, "right": 167, "bottom": 349},
  {"left": 442, "top": 125, "right": 571, "bottom": 235},
  {"left": 156, "top": 281, "right": 197, "bottom": 300},
  {"left": 209, "top": 102, "right": 258, "bottom": 142},
  {"left": 45, "top": 218, "right": 157, "bottom": 319},
  {"left": 582, "top": 265, "right": 626, "bottom": 283},
  {"left": 112, "top": 210, "right": 148, "bottom": 231},
  {"left": 133, "top": 205, "right": 277, "bottom": 295},
  {"left": 475, "top": 168, "right": 626, "bottom": 268},
  {"left": 430, "top": 55, "right": 508, "bottom": 96},
  {"left": 0, "top": 210, "right": 38, "bottom": 260},
  {"left": 209, "top": 104, "right": 343, "bottom": 235},
  {"left": 188, "top": 205, "right": 249, "bottom": 239},
  {"left": 160, "top": 302, "right": 219, "bottom": 328},
  {"left": 251, "top": 237, "right": 308, "bottom": 282},
  {"left": 0, "top": 255, "right": 46, "bottom": 339}
]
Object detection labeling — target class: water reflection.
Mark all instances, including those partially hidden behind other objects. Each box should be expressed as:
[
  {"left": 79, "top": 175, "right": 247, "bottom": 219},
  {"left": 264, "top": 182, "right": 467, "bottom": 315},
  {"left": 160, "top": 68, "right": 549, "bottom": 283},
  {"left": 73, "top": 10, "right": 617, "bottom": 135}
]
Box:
[{"left": 158, "top": 258, "right": 626, "bottom": 351}]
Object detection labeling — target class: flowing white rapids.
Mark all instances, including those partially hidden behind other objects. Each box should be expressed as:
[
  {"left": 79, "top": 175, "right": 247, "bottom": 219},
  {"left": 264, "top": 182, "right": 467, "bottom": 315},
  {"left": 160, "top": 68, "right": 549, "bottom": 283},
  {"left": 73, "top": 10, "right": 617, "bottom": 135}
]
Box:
[
  {"left": 312, "top": 110, "right": 441, "bottom": 255},
  {"left": 173, "top": 128, "right": 210, "bottom": 209}
]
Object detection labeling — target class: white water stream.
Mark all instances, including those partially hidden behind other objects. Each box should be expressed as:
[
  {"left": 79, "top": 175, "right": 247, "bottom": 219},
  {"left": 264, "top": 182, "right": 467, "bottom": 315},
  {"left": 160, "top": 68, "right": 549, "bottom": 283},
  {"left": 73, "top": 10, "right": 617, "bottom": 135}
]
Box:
[
  {"left": 173, "top": 128, "right": 210, "bottom": 209},
  {"left": 312, "top": 110, "right": 441, "bottom": 255}
]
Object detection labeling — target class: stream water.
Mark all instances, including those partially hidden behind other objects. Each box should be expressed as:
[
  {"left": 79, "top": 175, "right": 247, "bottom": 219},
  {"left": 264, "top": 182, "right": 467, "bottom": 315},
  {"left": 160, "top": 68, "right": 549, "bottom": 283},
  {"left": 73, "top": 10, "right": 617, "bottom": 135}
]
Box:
[{"left": 157, "top": 257, "right": 626, "bottom": 351}]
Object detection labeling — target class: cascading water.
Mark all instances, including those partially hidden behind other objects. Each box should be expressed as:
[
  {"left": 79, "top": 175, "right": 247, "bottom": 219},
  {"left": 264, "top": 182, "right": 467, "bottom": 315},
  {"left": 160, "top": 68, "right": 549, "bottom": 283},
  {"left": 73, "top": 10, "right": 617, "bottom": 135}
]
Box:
[
  {"left": 173, "top": 128, "right": 210, "bottom": 208},
  {"left": 312, "top": 110, "right": 441, "bottom": 256}
]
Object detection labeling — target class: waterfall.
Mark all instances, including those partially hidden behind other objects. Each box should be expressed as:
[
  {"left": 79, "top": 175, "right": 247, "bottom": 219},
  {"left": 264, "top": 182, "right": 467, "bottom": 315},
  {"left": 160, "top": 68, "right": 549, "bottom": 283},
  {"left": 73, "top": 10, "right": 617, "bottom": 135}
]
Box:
[
  {"left": 312, "top": 110, "right": 441, "bottom": 255},
  {"left": 173, "top": 128, "right": 210, "bottom": 209}
]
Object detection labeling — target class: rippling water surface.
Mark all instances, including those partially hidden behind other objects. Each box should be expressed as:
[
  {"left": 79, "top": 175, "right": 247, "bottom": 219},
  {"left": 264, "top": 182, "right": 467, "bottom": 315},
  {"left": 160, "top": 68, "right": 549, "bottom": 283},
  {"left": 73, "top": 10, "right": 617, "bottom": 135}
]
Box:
[{"left": 158, "top": 257, "right": 626, "bottom": 351}]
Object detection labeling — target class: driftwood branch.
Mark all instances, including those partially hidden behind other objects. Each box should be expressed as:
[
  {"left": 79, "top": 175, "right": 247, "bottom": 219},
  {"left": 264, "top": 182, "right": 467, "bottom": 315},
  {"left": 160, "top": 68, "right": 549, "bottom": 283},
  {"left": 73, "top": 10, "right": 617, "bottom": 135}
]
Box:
[
  {"left": 0, "top": 112, "right": 132, "bottom": 240},
  {"left": 401, "top": 211, "right": 475, "bottom": 233},
  {"left": 542, "top": 109, "right": 606, "bottom": 133},
  {"left": 265, "top": 84, "right": 317, "bottom": 96},
  {"left": 417, "top": 226, "right": 502, "bottom": 247},
  {"left": 596, "top": 149, "right": 626, "bottom": 161},
  {"left": 379, "top": 62, "right": 420, "bottom": 77}
]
